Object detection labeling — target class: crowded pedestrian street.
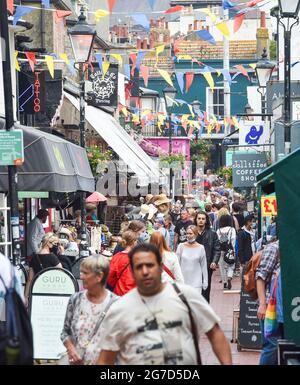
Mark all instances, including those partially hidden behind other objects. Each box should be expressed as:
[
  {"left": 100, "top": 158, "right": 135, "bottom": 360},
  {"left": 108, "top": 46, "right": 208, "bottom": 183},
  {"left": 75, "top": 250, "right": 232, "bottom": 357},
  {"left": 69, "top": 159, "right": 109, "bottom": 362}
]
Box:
[{"left": 0, "top": 0, "right": 300, "bottom": 373}]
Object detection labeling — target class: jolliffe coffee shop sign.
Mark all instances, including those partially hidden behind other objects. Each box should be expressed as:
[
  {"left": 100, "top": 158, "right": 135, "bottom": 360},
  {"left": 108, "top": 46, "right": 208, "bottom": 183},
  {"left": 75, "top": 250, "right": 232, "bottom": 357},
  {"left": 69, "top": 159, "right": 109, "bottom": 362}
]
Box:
[{"left": 232, "top": 153, "right": 268, "bottom": 188}]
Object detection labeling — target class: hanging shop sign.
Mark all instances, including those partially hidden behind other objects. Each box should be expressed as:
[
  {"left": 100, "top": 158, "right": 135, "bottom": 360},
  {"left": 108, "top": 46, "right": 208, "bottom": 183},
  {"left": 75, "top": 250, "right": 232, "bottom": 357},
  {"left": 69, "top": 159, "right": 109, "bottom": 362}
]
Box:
[
  {"left": 86, "top": 63, "right": 118, "bottom": 108},
  {"left": 232, "top": 153, "right": 267, "bottom": 188},
  {"left": 261, "top": 196, "right": 277, "bottom": 217},
  {"left": 29, "top": 268, "right": 78, "bottom": 360},
  {"left": 0, "top": 129, "right": 24, "bottom": 166},
  {"left": 239, "top": 121, "right": 270, "bottom": 146}
]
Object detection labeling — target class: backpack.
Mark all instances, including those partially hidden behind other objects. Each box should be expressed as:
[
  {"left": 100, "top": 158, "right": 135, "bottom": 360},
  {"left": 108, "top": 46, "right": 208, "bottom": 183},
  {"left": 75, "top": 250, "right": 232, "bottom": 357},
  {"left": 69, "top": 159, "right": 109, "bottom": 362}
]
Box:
[
  {"left": 219, "top": 228, "right": 232, "bottom": 252},
  {"left": 243, "top": 251, "right": 262, "bottom": 300},
  {"left": 0, "top": 271, "right": 33, "bottom": 365}
]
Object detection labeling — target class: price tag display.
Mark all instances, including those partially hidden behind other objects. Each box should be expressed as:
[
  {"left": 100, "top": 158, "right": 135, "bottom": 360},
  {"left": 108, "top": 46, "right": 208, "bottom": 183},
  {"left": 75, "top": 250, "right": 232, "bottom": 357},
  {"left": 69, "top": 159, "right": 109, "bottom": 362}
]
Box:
[{"left": 261, "top": 197, "right": 277, "bottom": 217}]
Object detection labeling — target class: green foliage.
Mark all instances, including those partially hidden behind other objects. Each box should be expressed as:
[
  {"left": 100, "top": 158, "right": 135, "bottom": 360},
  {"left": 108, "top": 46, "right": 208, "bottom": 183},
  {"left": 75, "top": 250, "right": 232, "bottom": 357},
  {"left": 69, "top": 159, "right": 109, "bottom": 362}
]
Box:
[
  {"left": 269, "top": 40, "right": 277, "bottom": 61},
  {"left": 86, "top": 147, "right": 113, "bottom": 176},
  {"left": 159, "top": 153, "right": 186, "bottom": 164},
  {"left": 217, "top": 166, "right": 233, "bottom": 187},
  {"left": 190, "top": 139, "right": 213, "bottom": 163}
]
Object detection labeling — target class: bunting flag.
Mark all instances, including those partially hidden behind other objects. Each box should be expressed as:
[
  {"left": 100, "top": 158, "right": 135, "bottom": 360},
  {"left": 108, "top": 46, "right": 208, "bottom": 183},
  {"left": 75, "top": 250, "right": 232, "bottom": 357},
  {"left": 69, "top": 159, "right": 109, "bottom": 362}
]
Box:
[
  {"left": 129, "top": 53, "right": 137, "bottom": 76},
  {"left": 94, "top": 9, "right": 110, "bottom": 21},
  {"left": 140, "top": 65, "right": 150, "bottom": 87},
  {"left": 165, "top": 5, "right": 185, "bottom": 14},
  {"left": 121, "top": 106, "right": 128, "bottom": 117},
  {"left": 177, "top": 55, "right": 193, "bottom": 61},
  {"left": 111, "top": 54, "right": 123, "bottom": 67},
  {"left": 156, "top": 45, "right": 165, "bottom": 60},
  {"left": 203, "top": 71, "right": 214, "bottom": 91},
  {"left": 25, "top": 52, "right": 36, "bottom": 72},
  {"left": 235, "top": 64, "right": 250, "bottom": 80},
  {"left": 157, "top": 69, "right": 173, "bottom": 87},
  {"left": 234, "top": 13, "right": 245, "bottom": 33},
  {"left": 223, "top": 0, "right": 235, "bottom": 9},
  {"left": 216, "top": 21, "right": 230, "bottom": 39},
  {"left": 148, "top": 0, "right": 156, "bottom": 10},
  {"left": 195, "top": 30, "right": 216, "bottom": 45},
  {"left": 102, "top": 61, "right": 110, "bottom": 78},
  {"left": 246, "top": 0, "right": 263, "bottom": 6},
  {"left": 200, "top": 8, "right": 217, "bottom": 23},
  {"left": 231, "top": 72, "right": 240, "bottom": 81},
  {"left": 60, "top": 53, "right": 70, "bottom": 66},
  {"left": 41, "top": 0, "right": 50, "bottom": 7},
  {"left": 192, "top": 58, "right": 202, "bottom": 67},
  {"left": 54, "top": 10, "right": 72, "bottom": 23},
  {"left": 185, "top": 72, "right": 194, "bottom": 93},
  {"left": 124, "top": 64, "right": 131, "bottom": 79},
  {"left": 13, "top": 6, "right": 34, "bottom": 26},
  {"left": 108, "top": 0, "right": 116, "bottom": 14},
  {"left": 188, "top": 105, "right": 195, "bottom": 117},
  {"left": 165, "top": 95, "right": 178, "bottom": 107},
  {"left": 222, "top": 69, "right": 232, "bottom": 86},
  {"left": 15, "top": 51, "right": 20, "bottom": 72},
  {"left": 94, "top": 53, "right": 103, "bottom": 72},
  {"left": 232, "top": 116, "right": 240, "bottom": 129},
  {"left": 136, "top": 51, "right": 147, "bottom": 71},
  {"left": 131, "top": 14, "right": 150, "bottom": 31},
  {"left": 45, "top": 55, "right": 54, "bottom": 78},
  {"left": 175, "top": 72, "right": 184, "bottom": 94},
  {"left": 7, "top": 0, "right": 14, "bottom": 14},
  {"left": 249, "top": 63, "right": 257, "bottom": 70}
]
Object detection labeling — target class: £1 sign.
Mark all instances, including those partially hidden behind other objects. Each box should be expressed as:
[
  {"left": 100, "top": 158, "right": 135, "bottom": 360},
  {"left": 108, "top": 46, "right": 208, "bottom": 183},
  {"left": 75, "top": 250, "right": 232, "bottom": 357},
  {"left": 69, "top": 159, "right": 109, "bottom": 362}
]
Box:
[{"left": 261, "top": 197, "right": 277, "bottom": 217}]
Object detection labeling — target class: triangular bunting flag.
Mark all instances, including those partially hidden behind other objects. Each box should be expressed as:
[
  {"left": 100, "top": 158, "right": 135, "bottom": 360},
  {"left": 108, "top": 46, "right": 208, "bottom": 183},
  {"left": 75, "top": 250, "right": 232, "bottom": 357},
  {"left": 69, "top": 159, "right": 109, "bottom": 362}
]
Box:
[
  {"left": 188, "top": 105, "right": 195, "bottom": 117},
  {"left": 60, "top": 53, "right": 70, "bottom": 65},
  {"left": 140, "top": 65, "right": 150, "bottom": 87},
  {"left": 41, "top": 0, "right": 50, "bottom": 7},
  {"left": 124, "top": 64, "right": 131, "bottom": 79},
  {"left": 175, "top": 72, "right": 184, "bottom": 94},
  {"left": 165, "top": 5, "right": 185, "bottom": 14},
  {"left": 13, "top": 6, "right": 34, "bottom": 26},
  {"left": 223, "top": 0, "right": 235, "bottom": 9},
  {"left": 111, "top": 54, "right": 123, "bottom": 67},
  {"left": 45, "top": 55, "right": 54, "bottom": 78},
  {"left": 7, "top": 0, "right": 14, "bottom": 14},
  {"left": 102, "top": 62, "right": 110, "bottom": 78},
  {"left": 95, "top": 53, "right": 103, "bottom": 72},
  {"left": 130, "top": 53, "right": 137, "bottom": 76},
  {"left": 222, "top": 69, "right": 232, "bottom": 86},
  {"left": 200, "top": 8, "right": 217, "bottom": 23},
  {"left": 235, "top": 64, "right": 250, "bottom": 80},
  {"left": 136, "top": 51, "right": 147, "bottom": 71},
  {"left": 147, "top": 0, "right": 156, "bottom": 10},
  {"left": 203, "top": 71, "right": 214, "bottom": 91},
  {"left": 195, "top": 30, "right": 216, "bottom": 45},
  {"left": 249, "top": 63, "right": 257, "bottom": 70},
  {"left": 156, "top": 45, "right": 165, "bottom": 59},
  {"left": 233, "top": 13, "right": 245, "bottom": 33},
  {"left": 94, "top": 9, "right": 110, "bottom": 21},
  {"left": 157, "top": 69, "right": 173, "bottom": 87},
  {"left": 185, "top": 72, "right": 194, "bottom": 93},
  {"left": 15, "top": 51, "right": 20, "bottom": 72},
  {"left": 54, "top": 10, "right": 72, "bottom": 23},
  {"left": 216, "top": 21, "right": 230, "bottom": 39},
  {"left": 25, "top": 52, "right": 36, "bottom": 72},
  {"left": 108, "top": 0, "right": 116, "bottom": 14}
]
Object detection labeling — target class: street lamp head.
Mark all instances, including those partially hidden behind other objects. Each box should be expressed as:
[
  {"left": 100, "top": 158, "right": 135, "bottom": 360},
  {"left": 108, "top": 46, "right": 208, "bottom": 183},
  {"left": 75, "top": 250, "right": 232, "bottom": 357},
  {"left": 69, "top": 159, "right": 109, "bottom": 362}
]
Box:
[
  {"left": 244, "top": 103, "right": 253, "bottom": 115},
  {"left": 255, "top": 48, "right": 276, "bottom": 88},
  {"left": 191, "top": 100, "right": 202, "bottom": 114},
  {"left": 163, "top": 85, "right": 177, "bottom": 110},
  {"left": 278, "top": 0, "right": 300, "bottom": 18},
  {"left": 68, "top": 7, "right": 96, "bottom": 64}
]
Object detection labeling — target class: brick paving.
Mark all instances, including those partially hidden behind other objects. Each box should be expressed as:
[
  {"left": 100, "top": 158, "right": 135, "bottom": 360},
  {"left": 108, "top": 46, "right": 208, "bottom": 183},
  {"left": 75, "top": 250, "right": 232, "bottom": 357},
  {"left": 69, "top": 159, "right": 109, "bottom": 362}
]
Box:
[{"left": 200, "top": 267, "right": 260, "bottom": 365}]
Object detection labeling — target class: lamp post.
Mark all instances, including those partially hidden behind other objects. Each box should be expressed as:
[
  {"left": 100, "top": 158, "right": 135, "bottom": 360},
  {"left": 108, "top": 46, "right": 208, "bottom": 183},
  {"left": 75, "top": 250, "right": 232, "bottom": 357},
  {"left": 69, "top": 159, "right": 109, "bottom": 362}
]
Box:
[
  {"left": 68, "top": 7, "right": 96, "bottom": 257},
  {"left": 255, "top": 48, "right": 275, "bottom": 121},
  {"left": 163, "top": 85, "right": 177, "bottom": 199},
  {"left": 191, "top": 100, "right": 202, "bottom": 143},
  {"left": 278, "top": 0, "right": 300, "bottom": 154}
]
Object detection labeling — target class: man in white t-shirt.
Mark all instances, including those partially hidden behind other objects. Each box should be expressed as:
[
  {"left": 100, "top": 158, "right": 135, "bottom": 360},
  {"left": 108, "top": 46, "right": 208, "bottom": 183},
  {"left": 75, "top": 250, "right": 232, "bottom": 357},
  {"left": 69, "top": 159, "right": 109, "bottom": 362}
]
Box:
[{"left": 97, "top": 243, "right": 232, "bottom": 365}]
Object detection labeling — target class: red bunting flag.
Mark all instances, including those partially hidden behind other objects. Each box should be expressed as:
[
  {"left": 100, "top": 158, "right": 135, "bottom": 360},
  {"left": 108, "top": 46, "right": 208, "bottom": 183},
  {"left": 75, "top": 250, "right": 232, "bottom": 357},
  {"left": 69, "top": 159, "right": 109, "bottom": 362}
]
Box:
[
  {"left": 165, "top": 5, "right": 185, "bottom": 14},
  {"left": 140, "top": 65, "right": 149, "bottom": 87},
  {"left": 204, "top": 111, "right": 209, "bottom": 125},
  {"left": 108, "top": 0, "right": 116, "bottom": 14},
  {"left": 130, "top": 53, "right": 137, "bottom": 76},
  {"left": 185, "top": 72, "right": 194, "bottom": 93},
  {"left": 7, "top": 0, "right": 14, "bottom": 14},
  {"left": 25, "top": 52, "right": 37, "bottom": 72},
  {"left": 246, "top": 0, "right": 263, "bottom": 6},
  {"left": 54, "top": 10, "right": 72, "bottom": 23},
  {"left": 233, "top": 13, "right": 245, "bottom": 33},
  {"left": 235, "top": 65, "right": 250, "bottom": 80}
]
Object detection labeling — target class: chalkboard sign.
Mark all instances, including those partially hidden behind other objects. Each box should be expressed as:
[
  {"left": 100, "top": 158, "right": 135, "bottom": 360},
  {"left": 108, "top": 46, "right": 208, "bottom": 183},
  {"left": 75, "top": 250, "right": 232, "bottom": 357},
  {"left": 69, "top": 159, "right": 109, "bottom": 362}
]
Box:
[
  {"left": 29, "top": 268, "right": 78, "bottom": 360},
  {"left": 238, "top": 281, "right": 262, "bottom": 350},
  {"left": 232, "top": 153, "right": 267, "bottom": 188}
]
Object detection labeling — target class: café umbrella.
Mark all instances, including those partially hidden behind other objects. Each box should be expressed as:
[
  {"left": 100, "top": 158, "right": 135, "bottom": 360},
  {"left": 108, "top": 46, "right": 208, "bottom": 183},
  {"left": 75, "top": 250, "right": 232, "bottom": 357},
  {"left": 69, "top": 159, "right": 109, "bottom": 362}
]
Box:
[{"left": 86, "top": 191, "right": 107, "bottom": 203}]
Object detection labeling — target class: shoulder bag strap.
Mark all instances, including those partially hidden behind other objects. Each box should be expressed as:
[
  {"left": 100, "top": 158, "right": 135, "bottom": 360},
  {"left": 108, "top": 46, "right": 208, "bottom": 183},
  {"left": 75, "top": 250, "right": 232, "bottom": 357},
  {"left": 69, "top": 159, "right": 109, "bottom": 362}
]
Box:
[
  {"left": 113, "top": 262, "right": 130, "bottom": 291},
  {"left": 172, "top": 283, "right": 202, "bottom": 365},
  {"left": 162, "top": 264, "right": 175, "bottom": 280},
  {"left": 90, "top": 292, "right": 117, "bottom": 340}
]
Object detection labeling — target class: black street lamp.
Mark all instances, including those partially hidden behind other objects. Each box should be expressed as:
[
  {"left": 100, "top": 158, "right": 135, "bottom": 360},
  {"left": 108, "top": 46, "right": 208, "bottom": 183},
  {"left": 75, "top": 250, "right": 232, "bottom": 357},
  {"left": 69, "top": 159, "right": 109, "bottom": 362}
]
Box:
[
  {"left": 191, "top": 100, "right": 202, "bottom": 143},
  {"left": 255, "top": 48, "right": 275, "bottom": 121},
  {"left": 68, "top": 7, "right": 96, "bottom": 257},
  {"left": 163, "top": 85, "right": 177, "bottom": 199},
  {"left": 278, "top": 0, "right": 300, "bottom": 154}
]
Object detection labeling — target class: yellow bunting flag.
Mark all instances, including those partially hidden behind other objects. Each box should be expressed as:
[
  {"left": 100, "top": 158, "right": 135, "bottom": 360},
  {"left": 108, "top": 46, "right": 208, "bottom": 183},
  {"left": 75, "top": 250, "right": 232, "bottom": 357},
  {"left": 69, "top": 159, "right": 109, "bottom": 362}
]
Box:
[
  {"left": 111, "top": 54, "right": 123, "bottom": 67},
  {"left": 157, "top": 69, "right": 173, "bottom": 86},
  {"left": 203, "top": 72, "right": 214, "bottom": 91},
  {"left": 121, "top": 107, "right": 128, "bottom": 117},
  {"left": 216, "top": 70, "right": 221, "bottom": 77},
  {"left": 181, "top": 114, "right": 190, "bottom": 123},
  {"left": 15, "top": 51, "right": 20, "bottom": 72},
  {"left": 156, "top": 44, "right": 165, "bottom": 60},
  {"left": 188, "top": 105, "right": 195, "bottom": 117},
  {"left": 45, "top": 55, "right": 54, "bottom": 78},
  {"left": 157, "top": 114, "right": 166, "bottom": 130},
  {"left": 201, "top": 8, "right": 217, "bottom": 23},
  {"left": 249, "top": 63, "right": 257, "bottom": 70},
  {"left": 232, "top": 116, "right": 240, "bottom": 129},
  {"left": 177, "top": 55, "right": 192, "bottom": 61},
  {"left": 165, "top": 95, "right": 178, "bottom": 107},
  {"left": 60, "top": 53, "right": 70, "bottom": 65},
  {"left": 94, "top": 9, "right": 109, "bottom": 21},
  {"left": 102, "top": 61, "right": 110, "bottom": 78},
  {"left": 132, "top": 114, "right": 140, "bottom": 123},
  {"left": 142, "top": 109, "right": 151, "bottom": 117},
  {"left": 216, "top": 21, "right": 230, "bottom": 39}
]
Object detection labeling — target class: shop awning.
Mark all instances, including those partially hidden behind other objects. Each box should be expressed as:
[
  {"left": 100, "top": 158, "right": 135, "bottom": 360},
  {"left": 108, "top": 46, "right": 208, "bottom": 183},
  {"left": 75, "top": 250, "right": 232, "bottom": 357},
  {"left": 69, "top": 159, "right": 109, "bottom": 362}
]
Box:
[
  {"left": 64, "top": 92, "right": 160, "bottom": 186},
  {"left": 0, "top": 120, "right": 94, "bottom": 193}
]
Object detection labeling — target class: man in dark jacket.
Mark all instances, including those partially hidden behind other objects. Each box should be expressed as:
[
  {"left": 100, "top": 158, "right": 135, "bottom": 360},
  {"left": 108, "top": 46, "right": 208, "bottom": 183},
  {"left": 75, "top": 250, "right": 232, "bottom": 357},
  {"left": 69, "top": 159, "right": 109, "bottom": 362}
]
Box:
[
  {"left": 237, "top": 215, "right": 255, "bottom": 269},
  {"left": 195, "top": 211, "right": 221, "bottom": 303}
]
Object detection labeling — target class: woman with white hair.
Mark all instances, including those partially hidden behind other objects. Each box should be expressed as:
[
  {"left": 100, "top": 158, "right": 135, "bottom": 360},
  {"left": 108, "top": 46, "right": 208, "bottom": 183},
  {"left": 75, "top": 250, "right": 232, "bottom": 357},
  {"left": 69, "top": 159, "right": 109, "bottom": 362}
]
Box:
[{"left": 61, "top": 254, "right": 118, "bottom": 365}]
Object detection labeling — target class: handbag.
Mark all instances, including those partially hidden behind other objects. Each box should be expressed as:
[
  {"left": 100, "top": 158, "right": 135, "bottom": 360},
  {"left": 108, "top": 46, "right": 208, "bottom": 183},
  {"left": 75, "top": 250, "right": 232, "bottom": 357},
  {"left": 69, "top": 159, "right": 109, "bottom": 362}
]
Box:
[
  {"left": 172, "top": 283, "right": 202, "bottom": 365},
  {"left": 223, "top": 248, "right": 235, "bottom": 265},
  {"left": 264, "top": 272, "right": 280, "bottom": 338}
]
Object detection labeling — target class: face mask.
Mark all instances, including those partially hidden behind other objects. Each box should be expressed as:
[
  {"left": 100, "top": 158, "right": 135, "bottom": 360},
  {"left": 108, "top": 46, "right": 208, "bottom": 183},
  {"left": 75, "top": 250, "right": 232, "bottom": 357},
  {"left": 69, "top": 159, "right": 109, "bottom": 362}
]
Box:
[
  {"left": 50, "top": 244, "right": 59, "bottom": 255},
  {"left": 138, "top": 232, "right": 149, "bottom": 244},
  {"left": 187, "top": 238, "right": 196, "bottom": 244},
  {"left": 251, "top": 223, "right": 257, "bottom": 230}
]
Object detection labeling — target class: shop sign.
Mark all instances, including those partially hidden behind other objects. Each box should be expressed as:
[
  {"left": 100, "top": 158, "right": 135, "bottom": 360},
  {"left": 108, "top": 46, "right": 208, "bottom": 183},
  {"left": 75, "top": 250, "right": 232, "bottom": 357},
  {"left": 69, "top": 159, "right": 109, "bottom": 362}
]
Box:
[
  {"left": 232, "top": 153, "right": 267, "bottom": 188},
  {"left": 261, "top": 196, "right": 277, "bottom": 217},
  {"left": 0, "top": 129, "right": 24, "bottom": 166}
]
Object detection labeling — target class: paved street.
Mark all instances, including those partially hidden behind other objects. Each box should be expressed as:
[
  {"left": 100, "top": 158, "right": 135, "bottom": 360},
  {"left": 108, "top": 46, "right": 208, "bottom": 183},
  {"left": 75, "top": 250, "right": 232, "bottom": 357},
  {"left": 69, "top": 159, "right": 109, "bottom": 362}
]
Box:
[{"left": 200, "top": 269, "right": 260, "bottom": 365}]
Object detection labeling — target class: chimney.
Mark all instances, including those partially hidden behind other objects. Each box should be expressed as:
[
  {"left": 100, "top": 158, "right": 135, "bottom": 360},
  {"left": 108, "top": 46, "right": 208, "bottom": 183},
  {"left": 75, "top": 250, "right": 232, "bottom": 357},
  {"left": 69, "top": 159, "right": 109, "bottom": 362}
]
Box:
[
  {"left": 113, "top": 25, "right": 117, "bottom": 34},
  {"left": 256, "top": 11, "right": 269, "bottom": 58},
  {"left": 137, "top": 37, "right": 142, "bottom": 50},
  {"left": 117, "top": 25, "right": 122, "bottom": 37},
  {"left": 194, "top": 20, "right": 198, "bottom": 31},
  {"left": 165, "top": 21, "right": 169, "bottom": 29},
  {"left": 149, "top": 37, "right": 154, "bottom": 49},
  {"left": 156, "top": 20, "right": 160, "bottom": 28},
  {"left": 142, "top": 38, "right": 148, "bottom": 49},
  {"left": 150, "top": 19, "right": 155, "bottom": 28},
  {"left": 123, "top": 24, "right": 128, "bottom": 37}
]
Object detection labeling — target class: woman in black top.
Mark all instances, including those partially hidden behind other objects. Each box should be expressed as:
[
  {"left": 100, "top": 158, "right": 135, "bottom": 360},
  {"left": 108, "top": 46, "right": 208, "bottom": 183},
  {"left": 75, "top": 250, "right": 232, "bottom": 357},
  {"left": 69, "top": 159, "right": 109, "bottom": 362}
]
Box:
[{"left": 24, "top": 232, "right": 62, "bottom": 305}]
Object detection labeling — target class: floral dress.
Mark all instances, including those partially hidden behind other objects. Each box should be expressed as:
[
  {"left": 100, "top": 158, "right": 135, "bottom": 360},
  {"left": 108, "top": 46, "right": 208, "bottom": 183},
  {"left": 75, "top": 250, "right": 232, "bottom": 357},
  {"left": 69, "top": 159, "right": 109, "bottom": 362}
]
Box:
[{"left": 61, "top": 290, "right": 117, "bottom": 364}]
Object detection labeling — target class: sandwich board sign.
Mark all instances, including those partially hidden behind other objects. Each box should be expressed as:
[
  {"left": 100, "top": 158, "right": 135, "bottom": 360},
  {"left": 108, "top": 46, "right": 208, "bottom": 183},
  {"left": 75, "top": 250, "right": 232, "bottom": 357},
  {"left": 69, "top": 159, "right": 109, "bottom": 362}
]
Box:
[{"left": 29, "top": 268, "right": 78, "bottom": 360}]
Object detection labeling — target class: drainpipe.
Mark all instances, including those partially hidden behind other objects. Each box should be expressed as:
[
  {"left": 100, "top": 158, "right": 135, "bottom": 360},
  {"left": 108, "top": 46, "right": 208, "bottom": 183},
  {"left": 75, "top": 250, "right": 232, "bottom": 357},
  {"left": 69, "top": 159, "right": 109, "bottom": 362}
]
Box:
[{"left": 41, "top": 2, "right": 46, "bottom": 49}]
